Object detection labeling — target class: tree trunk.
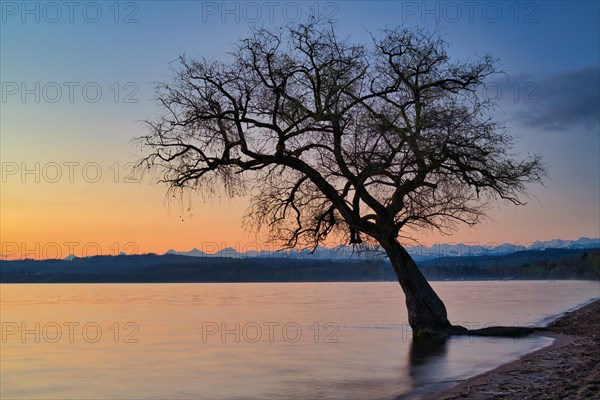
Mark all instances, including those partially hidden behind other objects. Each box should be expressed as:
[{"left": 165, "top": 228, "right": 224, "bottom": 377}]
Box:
[{"left": 381, "top": 238, "right": 461, "bottom": 337}]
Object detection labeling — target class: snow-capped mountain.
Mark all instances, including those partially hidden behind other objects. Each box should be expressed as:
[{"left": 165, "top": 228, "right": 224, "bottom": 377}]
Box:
[
  {"left": 166, "top": 248, "right": 208, "bottom": 257},
  {"left": 164, "top": 237, "right": 600, "bottom": 261}
]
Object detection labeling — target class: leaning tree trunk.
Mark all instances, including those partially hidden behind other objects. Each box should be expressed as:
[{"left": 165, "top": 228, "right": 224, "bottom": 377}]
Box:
[{"left": 381, "top": 239, "right": 462, "bottom": 337}]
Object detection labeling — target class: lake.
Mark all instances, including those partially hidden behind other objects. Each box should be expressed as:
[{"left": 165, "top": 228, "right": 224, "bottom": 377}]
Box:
[{"left": 1, "top": 281, "right": 598, "bottom": 399}]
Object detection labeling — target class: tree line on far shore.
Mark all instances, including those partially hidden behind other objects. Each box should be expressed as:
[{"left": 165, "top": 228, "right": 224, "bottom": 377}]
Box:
[{"left": 1, "top": 248, "right": 598, "bottom": 283}]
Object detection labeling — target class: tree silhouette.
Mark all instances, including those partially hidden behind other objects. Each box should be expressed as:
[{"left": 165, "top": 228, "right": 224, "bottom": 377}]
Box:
[{"left": 137, "top": 22, "right": 545, "bottom": 336}]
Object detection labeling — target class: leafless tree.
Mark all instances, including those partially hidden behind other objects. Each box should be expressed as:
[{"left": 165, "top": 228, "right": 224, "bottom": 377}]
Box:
[{"left": 136, "top": 22, "right": 545, "bottom": 336}]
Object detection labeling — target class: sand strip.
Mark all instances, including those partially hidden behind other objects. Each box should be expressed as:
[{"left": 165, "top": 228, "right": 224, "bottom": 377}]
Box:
[{"left": 427, "top": 297, "right": 600, "bottom": 399}]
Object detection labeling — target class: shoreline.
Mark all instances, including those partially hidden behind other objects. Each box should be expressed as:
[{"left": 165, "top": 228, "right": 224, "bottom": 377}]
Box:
[
  {"left": 535, "top": 296, "right": 600, "bottom": 327},
  {"left": 427, "top": 297, "right": 600, "bottom": 399}
]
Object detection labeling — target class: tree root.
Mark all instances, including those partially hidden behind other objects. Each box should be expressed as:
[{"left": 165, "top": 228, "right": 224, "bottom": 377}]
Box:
[
  {"left": 416, "top": 324, "right": 547, "bottom": 338},
  {"left": 459, "top": 325, "right": 547, "bottom": 337}
]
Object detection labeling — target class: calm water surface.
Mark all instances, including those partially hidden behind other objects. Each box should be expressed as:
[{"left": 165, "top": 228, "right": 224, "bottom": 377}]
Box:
[{"left": 1, "top": 281, "right": 598, "bottom": 399}]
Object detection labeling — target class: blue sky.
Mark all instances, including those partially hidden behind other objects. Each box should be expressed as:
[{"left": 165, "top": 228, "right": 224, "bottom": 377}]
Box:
[{"left": 1, "top": 1, "right": 599, "bottom": 256}]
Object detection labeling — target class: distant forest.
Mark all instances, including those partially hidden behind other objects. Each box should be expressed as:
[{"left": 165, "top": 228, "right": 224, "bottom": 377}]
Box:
[{"left": 1, "top": 248, "right": 599, "bottom": 283}]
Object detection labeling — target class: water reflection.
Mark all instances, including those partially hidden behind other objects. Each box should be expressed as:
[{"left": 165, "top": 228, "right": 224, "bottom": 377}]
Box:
[
  {"left": 401, "top": 335, "right": 451, "bottom": 399},
  {"left": 0, "top": 282, "right": 596, "bottom": 399},
  {"left": 409, "top": 335, "right": 449, "bottom": 380}
]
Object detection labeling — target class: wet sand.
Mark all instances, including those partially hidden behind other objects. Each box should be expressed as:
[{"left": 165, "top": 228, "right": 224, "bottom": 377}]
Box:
[{"left": 429, "top": 297, "right": 600, "bottom": 399}]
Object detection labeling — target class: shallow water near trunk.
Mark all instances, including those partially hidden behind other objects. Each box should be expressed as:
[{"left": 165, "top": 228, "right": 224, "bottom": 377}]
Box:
[{"left": 1, "top": 281, "right": 598, "bottom": 399}]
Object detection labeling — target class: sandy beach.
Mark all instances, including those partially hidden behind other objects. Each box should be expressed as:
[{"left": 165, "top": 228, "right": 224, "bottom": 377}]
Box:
[{"left": 429, "top": 297, "right": 600, "bottom": 399}]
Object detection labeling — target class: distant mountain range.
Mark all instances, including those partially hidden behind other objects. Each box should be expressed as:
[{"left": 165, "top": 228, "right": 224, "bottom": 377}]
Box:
[
  {"left": 2, "top": 247, "right": 598, "bottom": 283},
  {"left": 164, "top": 237, "right": 600, "bottom": 262}
]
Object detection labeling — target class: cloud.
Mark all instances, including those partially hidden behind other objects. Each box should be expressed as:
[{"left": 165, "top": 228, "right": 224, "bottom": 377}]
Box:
[{"left": 511, "top": 66, "right": 600, "bottom": 133}]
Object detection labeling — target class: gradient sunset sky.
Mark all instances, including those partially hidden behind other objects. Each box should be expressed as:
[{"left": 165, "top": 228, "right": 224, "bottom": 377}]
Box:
[{"left": 1, "top": 1, "right": 599, "bottom": 259}]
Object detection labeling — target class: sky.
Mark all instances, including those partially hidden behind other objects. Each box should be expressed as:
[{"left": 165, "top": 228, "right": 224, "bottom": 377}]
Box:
[{"left": 1, "top": 0, "right": 599, "bottom": 259}]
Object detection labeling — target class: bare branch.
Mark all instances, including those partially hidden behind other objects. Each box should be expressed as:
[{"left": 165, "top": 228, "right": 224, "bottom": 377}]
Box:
[{"left": 135, "top": 21, "right": 545, "bottom": 249}]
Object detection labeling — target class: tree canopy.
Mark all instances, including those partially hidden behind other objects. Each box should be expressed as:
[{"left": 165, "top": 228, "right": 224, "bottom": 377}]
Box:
[
  {"left": 137, "top": 22, "right": 543, "bottom": 250},
  {"left": 136, "top": 21, "right": 545, "bottom": 335}
]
